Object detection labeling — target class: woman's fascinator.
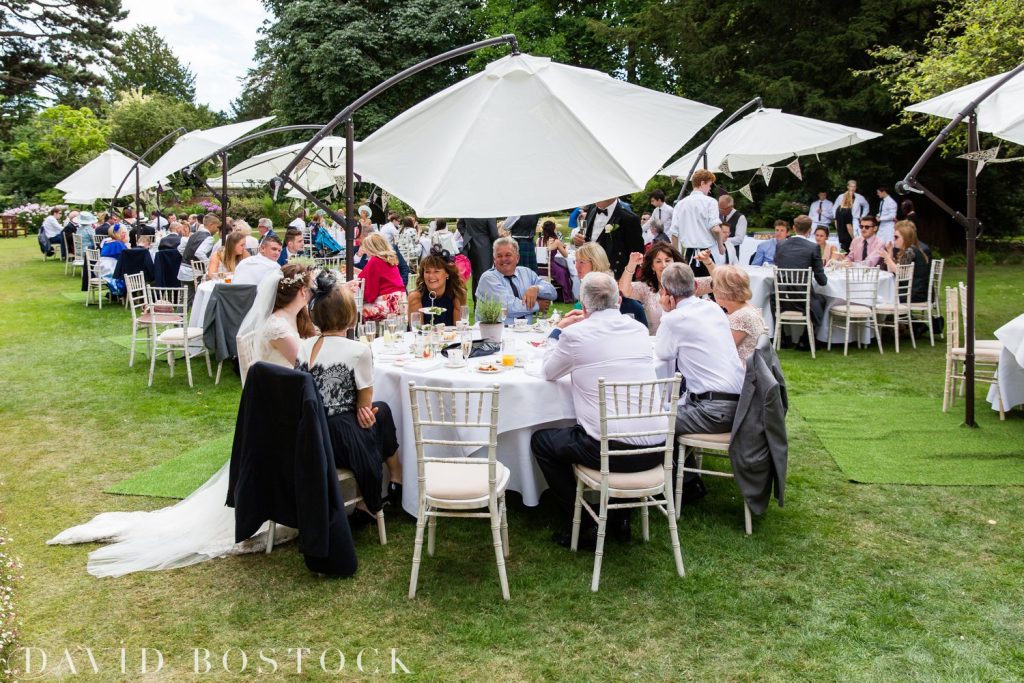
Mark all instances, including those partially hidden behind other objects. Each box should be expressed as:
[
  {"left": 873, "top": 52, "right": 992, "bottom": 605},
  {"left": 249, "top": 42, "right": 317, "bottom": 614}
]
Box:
[
  {"left": 308, "top": 268, "right": 339, "bottom": 311},
  {"left": 429, "top": 243, "right": 454, "bottom": 263}
]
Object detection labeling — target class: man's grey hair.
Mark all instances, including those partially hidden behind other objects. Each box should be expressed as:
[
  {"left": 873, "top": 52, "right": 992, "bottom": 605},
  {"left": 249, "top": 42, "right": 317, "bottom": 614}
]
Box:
[
  {"left": 650, "top": 219, "right": 664, "bottom": 235},
  {"left": 661, "top": 262, "right": 696, "bottom": 299},
  {"left": 580, "top": 271, "right": 619, "bottom": 312},
  {"left": 257, "top": 217, "right": 273, "bottom": 229},
  {"left": 493, "top": 236, "right": 519, "bottom": 256}
]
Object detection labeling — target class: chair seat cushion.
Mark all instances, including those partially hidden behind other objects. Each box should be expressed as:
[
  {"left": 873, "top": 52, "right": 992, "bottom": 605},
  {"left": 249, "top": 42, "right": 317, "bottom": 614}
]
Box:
[
  {"left": 139, "top": 312, "right": 183, "bottom": 325},
  {"left": 832, "top": 303, "right": 874, "bottom": 317},
  {"left": 908, "top": 301, "right": 932, "bottom": 311},
  {"left": 874, "top": 302, "right": 910, "bottom": 314},
  {"left": 424, "top": 461, "right": 510, "bottom": 501},
  {"left": 156, "top": 326, "right": 204, "bottom": 342},
  {"left": 677, "top": 432, "right": 732, "bottom": 448},
  {"left": 975, "top": 339, "right": 1003, "bottom": 350},
  {"left": 575, "top": 464, "right": 666, "bottom": 491},
  {"left": 950, "top": 346, "right": 1002, "bottom": 361},
  {"left": 778, "top": 310, "right": 808, "bottom": 320}
]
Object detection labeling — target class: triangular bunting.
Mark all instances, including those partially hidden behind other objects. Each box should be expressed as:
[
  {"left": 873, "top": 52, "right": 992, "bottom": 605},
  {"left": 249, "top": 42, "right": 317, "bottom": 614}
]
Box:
[
  {"left": 786, "top": 158, "right": 802, "bottom": 181},
  {"left": 738, "top": 183, "right": 754, "bottom": 202},
  {"left": 760, "top": 164, "right": 774, "bottom": 186},
  {"left": 718, "top": 157, "right": 733, "bottom": 178}
]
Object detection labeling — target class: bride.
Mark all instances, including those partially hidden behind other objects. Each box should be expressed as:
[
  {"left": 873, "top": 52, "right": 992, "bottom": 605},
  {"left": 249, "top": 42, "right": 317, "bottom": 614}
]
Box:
[{"left": 48, "top": 265, "right": 316, "bottom": 577}]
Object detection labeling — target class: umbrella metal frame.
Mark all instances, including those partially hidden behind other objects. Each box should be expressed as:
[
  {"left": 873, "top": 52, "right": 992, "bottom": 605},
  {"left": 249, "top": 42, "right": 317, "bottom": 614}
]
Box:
[
  {"left": 897, "top": 61, "right": 1024, "bottom": 428},
  {"left": 108, "top": 128, "right": 187, "bottom": 217},
  {"left": 675, "top": 96, "right": 763, "bottom": 202}
]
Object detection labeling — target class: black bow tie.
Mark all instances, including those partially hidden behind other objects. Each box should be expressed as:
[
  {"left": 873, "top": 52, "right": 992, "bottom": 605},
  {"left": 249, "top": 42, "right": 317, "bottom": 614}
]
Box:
[{"left": 595, "top": 208, "right": 608, "bottom": 216}]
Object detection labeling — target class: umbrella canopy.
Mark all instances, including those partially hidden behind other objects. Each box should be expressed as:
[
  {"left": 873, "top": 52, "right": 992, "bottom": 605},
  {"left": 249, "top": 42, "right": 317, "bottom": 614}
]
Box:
[
  {"left": 660, "top": 108, "right": 881, "bottom": 177},
  {"left": 55, "top": 149, "right": 168, "bottom": 203},
  {"left": 215, "top": 137, "right": 360, "bottom": 197},
  {"left": 140, "top": 116, "right": 274, "bottom": 188},
  {"left": 905, "top": 69, "right": 1024, "bottom": 145},
  {"left": 348, "top": 53, "right": 720, "bottom": 217}
]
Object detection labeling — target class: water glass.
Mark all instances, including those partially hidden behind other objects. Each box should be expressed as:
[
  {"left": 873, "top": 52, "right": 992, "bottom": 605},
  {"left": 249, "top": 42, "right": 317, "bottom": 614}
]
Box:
[
  {"left": 410, "top": 311, "right": 422, "bottom": 335},
  {"left": 459, "top": 305, "right": 470, "bottom": 327}
]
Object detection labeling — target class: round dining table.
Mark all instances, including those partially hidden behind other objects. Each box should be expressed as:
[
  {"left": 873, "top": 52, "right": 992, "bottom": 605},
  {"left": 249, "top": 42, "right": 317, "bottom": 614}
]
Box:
[
  {"left": 814, "top": 266, "right": 896, "bottom": 344},
  {"left": 987, "top": 313, "right": 1024, "bottom": 411}
]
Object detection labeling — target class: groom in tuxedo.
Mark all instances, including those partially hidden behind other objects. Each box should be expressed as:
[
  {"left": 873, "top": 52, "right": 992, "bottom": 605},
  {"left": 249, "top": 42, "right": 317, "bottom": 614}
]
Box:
[{"left": 572, "top": 198, "right": 643, "bottom": 277}]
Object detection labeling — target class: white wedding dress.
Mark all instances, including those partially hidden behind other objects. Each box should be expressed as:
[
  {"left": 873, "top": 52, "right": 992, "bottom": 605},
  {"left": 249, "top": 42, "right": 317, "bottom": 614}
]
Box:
[{"left": 48, "top": 272, "right": 300, "bottom": 578}]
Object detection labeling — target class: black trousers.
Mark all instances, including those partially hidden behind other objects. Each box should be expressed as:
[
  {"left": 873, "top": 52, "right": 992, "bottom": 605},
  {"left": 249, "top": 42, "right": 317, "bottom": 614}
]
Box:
[
  {"left": 325, "top": 401, "right": 399, "bottom": 513},
  {"left": 681, "top": 247, "right": 710, "bottom": 278},
  {"left": 531, "top": 424, "right": 663, "bottom": 527}
]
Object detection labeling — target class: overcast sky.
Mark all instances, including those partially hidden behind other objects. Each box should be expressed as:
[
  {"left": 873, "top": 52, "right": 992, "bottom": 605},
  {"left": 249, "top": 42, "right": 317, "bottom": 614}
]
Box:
[{"left": 117, "top": 0, "right": 273, "bottom": 113}]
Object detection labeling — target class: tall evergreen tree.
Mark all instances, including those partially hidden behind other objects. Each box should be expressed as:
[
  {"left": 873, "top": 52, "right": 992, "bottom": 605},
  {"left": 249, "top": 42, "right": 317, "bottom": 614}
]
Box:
[{"left": 109, "top": 26, "right": 198, "bottom": 103}]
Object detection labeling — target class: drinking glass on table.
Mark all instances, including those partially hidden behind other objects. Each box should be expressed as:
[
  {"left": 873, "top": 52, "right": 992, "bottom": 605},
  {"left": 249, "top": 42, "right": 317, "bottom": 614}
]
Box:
[
  {"left": 459, "top": 305, "right": 470, "bottom": 328},
  {"left": 386, "top": 315, "right": 398, "bottom": 338},
  {"left": 500, "top": 303, "right": 509, "bottom": 325},
  {"left": 364, "top": 322, "right": 377, "bottom": 344},
  {"left": 460, "top": 329, "right": 473, "bottom": 360},
  {"left": 410, "top": 311, "right": 422, "bottom": 336}
]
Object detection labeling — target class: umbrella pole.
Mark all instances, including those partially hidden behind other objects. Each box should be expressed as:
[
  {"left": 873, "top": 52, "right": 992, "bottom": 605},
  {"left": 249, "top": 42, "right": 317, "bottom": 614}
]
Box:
[
  {"left": 346, "top": 119, "right": 355, "bottom": 283},
  {"left": 964, "top": 113, "right": 979, "bottom": 427},
  {"left": 221, "top": 152, "right": 229, "bottom": 228},
  {"left": 676, "top": 96, "right": 762, "bottom": 202},
  {"left": 135, "top": 165, "right": 141, "bottom": 219}
]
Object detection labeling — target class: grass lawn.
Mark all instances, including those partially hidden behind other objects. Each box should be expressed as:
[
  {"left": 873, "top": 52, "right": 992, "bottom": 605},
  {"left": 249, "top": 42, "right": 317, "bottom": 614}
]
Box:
[{"left": 2, "top": 236, "right": 1024, "bottom": 681}]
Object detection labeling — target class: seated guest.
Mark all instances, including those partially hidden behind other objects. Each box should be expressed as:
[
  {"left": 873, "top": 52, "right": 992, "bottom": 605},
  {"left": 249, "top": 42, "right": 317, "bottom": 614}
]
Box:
[
  {"left": 357, "top": 233, "right": 407, "bottom": 321},
  {"left": 648, "top": 219, "right": 670, "bottom": 245},
  {"left": 233, "top": 235, "right": 282, "bottom": 286},
  {"left": 538, "top": 220, "right": 568, "bottom": 259},
  {"left": 617, "top": 243, "right": 684, "bottom": 334},
  {"left": 256, "top": 217, "right": 277, "bottom": 243},
  {"left": 881, "top": 220, "right": 930, "bottom": 302},
  {"left": 40, "top": 207, "right": 64, "bottom": 257},
  {"left": 475, "top": 237, "right": 556, "bottom": 325},
  {"left": 278, "top": 228, "right": 304, "bottom": 266},
  {"left": 571, "top": 243, "right": 647, "bottom": 327},
  {"left": 407, "top": 246, "right": 466, "bottom": 327},
  {"left": 207, "top": 231, "right": 249, "bottom": 276},
  {"left": 94, "top": 211, "right": 111, "bottom": 237},
  {"left": 146, "top": 211, "right": 168, "bottom": 230},
  {"left": 232, "top": 219, "right": 260, "bottom": 252},
  {"left": 99, "top": 224, "right": 131, "bottom": 295},
  {"left": 62, "top": 210, "right": 80, "bottom": 255},
  {"left": 158, "top": 221, "right": 186, "bottom": 251},
  {"left": 113, "top": 235, "right": 156, "bottom": 286},
  {"left": 654, "top": 263, "right": 745, "bottom": 499},
  {"left": 750, "top": 220, "right": 789, "bottom": 266},
  {"left": 845, "top": 215, "right": 883, "bottom": 266},
  {"left": 709, "top": 223, "right": 739, "bottom": 265},
  {"left": 774, "top": 215, "right": 828, "bottom": 344},
  {"left": 711, "top": 265, "right": 767, "bottom": 362},
  {"left": 814, "top": 226, "right": 839, "bottom": 264},
  {"left": 299, "top": 271, "right": 403, "bottom": 515},
  {"left": 77, "top": 211, "right": 97, "bottom": 251},
  {"left": 121, "top": 207, "right": 136, "bottom": 227},
  {"left": 531, "top": 272, "right": 666, "bottom": 548}
]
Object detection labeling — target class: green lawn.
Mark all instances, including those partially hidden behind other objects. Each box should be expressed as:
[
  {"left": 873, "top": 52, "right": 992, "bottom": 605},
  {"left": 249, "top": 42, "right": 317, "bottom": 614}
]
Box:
[{"left": 2, "top": 236, "right": 1024, "bottom": 681}]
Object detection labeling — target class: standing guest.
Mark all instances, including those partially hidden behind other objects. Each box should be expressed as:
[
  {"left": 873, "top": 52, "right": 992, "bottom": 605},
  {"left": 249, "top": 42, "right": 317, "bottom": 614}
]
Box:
[
  {"left": 568, "top": 207, "right": 587, "bottom": 243},
  {"left": 709, "top": 223, "right": 739, "bottom": 265},
  {"left": 573, "top": 196, "right": 643, "bottom": 277},
  {"left": 881, "top": 220, "right": 930, "bottom": 303},
  {"left": 278, "top": 228, "right": 304, "bottom": 266},
  {"left": 456, "top": 217, "right": 499, "bottom": 298},
  {"left": 654, "top": 262, "right": 745, "bottom": 500},
  {"left": 846, "top": 215, "right": 883, "bottom": 266},
  {"left": 669, "top": 169, "right": 719, "bottom": 276},
  {"left": 876, "top": 185, "right": 898, "bottom": 244},
  {"left": 719, "top": 194, "right": 747, "bottom": 247},
  {"left": 618, "top": 243, "right": 684, "bottom": 334},
  {"left": 711, "top": 265, "right": 767, "bottom": 362},
  {"left": 380, "top": 212, "right": 401, "bottom": 246},
  {"left": 407, "top": 247, "right": 467, "bottom": 327},
  {"left": 306, "top": 212, "right": 325, "bottom": 245},
  {"left": 40, "top": 207, "right": 64, "bottom": 257},
  {"left": 207, "top": 231, "right": 249, "bottom": 276},
  {"left": 299, "top": 271, "right": 403, "bottom": 515},
  {"left": 901, "top": 199, "right": 920, "bottom": 229},
  {"left": 177, "top": 213, "right": 219, "bottom": 297},
  {"left": 538, "top": 220, "right": 568, "bottom": 259},
  {"left": 288, "top": 209, "right": 306, "bottom": 231},
  {"left": 475, "top": 237, "right": 556, "bottom": 324},
  {"left": 398, "top": 216, "right": 420, "bottom": 255},
  {"left": 256, "top": 217, "right": 277, "bottom": 243},
  {"left": 643, "top": 189, "right": 674, "bottom": 246},
  {"left": 233, "top": 235, "right": 283, "bottom": 286},
  {"left": 356, "top": 233, "right": 406, "bottom": 321},
  {"left": 574, "top": 242, "right": 648, "bottom": 327},
  {"left": 809, "top": 190, "right": 835, "bottom": 231},
  {"left": 229, "top": 219, "right": 259, "bottom": 251},
  {"left": 774, "top": 215, "right": 828, "bottom": 345},
  {"left": 832, "top": 180, "right": 869, "bottom": 245},
  {"left": 357, "top": 205, "right": 376, "bottom": 238},
  {"left": 750, "top": 220, "right": 790, "bottom": 266},
  {"left": 531, "top": 272, "right": 666, "bottom": 548},
  {"left": 62, "top": 210, "right": 80, "bottom": 255},
  {"left": 814, "top": 225, "right": 839, "bottom": 264},
  {"left": 833, "top": 192, "right": 855, "bottom": 252}
]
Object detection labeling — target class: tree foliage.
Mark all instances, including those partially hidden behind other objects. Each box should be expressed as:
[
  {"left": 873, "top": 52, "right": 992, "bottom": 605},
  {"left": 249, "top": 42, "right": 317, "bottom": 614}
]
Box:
[
  {"left": 106, "top": 89, "right": 221, "bottom": 160},
  {"left": 109, "top": 25, "right": 198, "bottom": 103}
]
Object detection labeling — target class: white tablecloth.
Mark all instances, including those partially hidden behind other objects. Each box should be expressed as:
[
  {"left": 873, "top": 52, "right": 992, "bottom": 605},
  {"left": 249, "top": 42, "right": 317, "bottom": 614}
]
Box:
[
  {"left": 189, "top": 280, "right": 221, "bottom": 328},
  {"left": 988, "top": 313, "right": 1024, "bottom": 411},
  {"left": 814, "top": 268, "right": 896, "bottom": 344},
  {"left": 741, "top": 264, "right": 775, "bottom": 332},
  {"left": 372, "top": 330, "right": 575, "bottom": 515}
]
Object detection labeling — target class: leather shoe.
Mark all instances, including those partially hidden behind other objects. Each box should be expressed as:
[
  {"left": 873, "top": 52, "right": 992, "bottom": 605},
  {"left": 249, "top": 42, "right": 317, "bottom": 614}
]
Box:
[
  {"left": 680, "top": 478, "right": 708, "bottom": 505},
  {"left": 386, "top": 482, "right": 403, "bottom": 507},
  {"left": 552, "top": 528, "right": 596, "bottom": 551},
  {"left": 610, "top": 515, "right": 632, "bottom": 543}
]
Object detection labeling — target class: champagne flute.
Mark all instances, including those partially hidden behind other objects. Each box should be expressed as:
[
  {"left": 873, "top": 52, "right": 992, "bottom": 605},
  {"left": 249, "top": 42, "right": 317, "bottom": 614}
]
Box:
[
  {"left": 460, "top": 329, "right": 473, "bottom": 360},
  {"left": 500, "top": 302, "right": 509, "bottom": 326},
  {"left": 364, "top": 322, "right": 377, "bottom": 344}
]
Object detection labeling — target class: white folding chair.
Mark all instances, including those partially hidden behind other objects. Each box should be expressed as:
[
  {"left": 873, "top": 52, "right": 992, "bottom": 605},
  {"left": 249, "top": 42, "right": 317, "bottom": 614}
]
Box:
[
  {"left": 84, "top": 249, "right": 106, "bottom": 309},
  {"left": 64, "top": 233, "right": 80, "bottom": 276},
  {"left": 772, "top": 267, "right": 816, "bottom": 358},
  {"left": 314, "top": 256, "right": 342, "bottom": 272},
  {"left": 146, "top": 286, "right": 211, "bottom": 388},
  {"left": 536, "top": 245, "right": 551, "bottom": 282},
  {"left": 191, "top": 259, "right": 208, "bottom": 287},
  {"left": 909, "top": 258, "right": 944, "bottom": 346},
  {"left": 572, "top": 375, "right": 685, "bottom": 592},
  {"left": 236, "top": 331, "right": 258, "bottom": 387},
  {"left": 828, "top": 266, "right": 882, "bottom": 356},
  {"left": 675, "top": 433, "right": 752, "bottom": 535},
  {"left": 407, "top": 383, "right": 509, "bottom": 600},
  {"left": 957, "top": 281, "right": 1002, "bottom": 354},
  {"left": 126, "top": 272, "right": 167, "bottom": 367},
  {"left": 875, "top": 262, "right": 916, "bottom": 353},
  {"left": 943, "top": 287, "right": 1004, "bottom": 419}
]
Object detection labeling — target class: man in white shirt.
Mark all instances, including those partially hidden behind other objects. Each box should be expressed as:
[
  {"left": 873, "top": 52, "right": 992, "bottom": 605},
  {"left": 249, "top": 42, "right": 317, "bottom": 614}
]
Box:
[
  {"left": 531, "top": 272, "right": 666, "bottom": 548},
  {"left": 654, "top": 262, "right": 746, "bottom": 499},
  {"left": 40, "top": 207, "right": 64, "bottom": 257},
  {"left": 380, "top": 212, "right": 401, "bottom": 246},
  {"left": 233, "top": 235, "right": 283, "bottom": 286},
  {"left": 832, "top": 179, "right": 870, "bottom": 239},
  {"left": 876, "top": 185, "right": 898, "bottom": 244},
  {"left": 288, "top": 209, "right": 306, "bottom": 230},
  {"left": 809, "top": 190, "right": 835, "bottom": 231},
  {"left": 669, "top": 168, "right": 719, "bottom": 276},
  {"left": 643, "top": 189, "right": 674, "bottom": 246},
  {"left": 719, "top": 194, "right": 747, "bottom": 247}
]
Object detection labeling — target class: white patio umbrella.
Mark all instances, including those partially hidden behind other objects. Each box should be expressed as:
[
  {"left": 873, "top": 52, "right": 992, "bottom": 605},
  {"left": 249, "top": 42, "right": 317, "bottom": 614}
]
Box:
[
  {"left": 215, "top": 137, "right": 360, "bottom": 198},
  {"left": 906, "top": 68, "right": 1024, "bottom": 145},
  {"left": 660, "top": 107, "right": 881, "bottom": 177},
  {"left": 348, "top": 53, "right": 721, "bottom": 217},
  {"left": 140, "top": 116, "right": 274, "bottom": 188},
  {"left": 56, "top": 149, "right": 168, "bottom": 203}
]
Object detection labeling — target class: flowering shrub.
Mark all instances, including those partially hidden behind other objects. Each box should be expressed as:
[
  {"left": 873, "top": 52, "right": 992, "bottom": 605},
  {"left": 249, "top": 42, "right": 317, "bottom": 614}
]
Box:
[
  {"left": 0, "top": 527, "right": 21, "bottom": 681},
  {"left": 0, "top": 203, "right": 67, "bottom": 234}
]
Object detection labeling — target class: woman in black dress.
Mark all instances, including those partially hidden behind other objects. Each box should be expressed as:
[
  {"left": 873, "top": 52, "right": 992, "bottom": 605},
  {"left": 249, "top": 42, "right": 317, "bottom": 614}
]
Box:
[{"left": 406, "top": 245, "right": 467, "bottom": 327}]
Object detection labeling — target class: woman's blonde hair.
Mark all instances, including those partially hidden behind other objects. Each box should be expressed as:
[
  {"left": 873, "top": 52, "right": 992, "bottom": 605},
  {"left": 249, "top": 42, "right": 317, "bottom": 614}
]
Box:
[
  {"left": 841, "top": 190, "right": 854, "bottom": 209},
  {"left": 232, "top": 219, "right": 253, "bottom": 237},
  {"left": 711, "top": 265, "right": 752, "bottom": 303},
  {"left": 575, "top": 242, "right": 612, "bottom": 275},
  {"left": 222, "top": 231, "right": 249, "bottom": 272},
  {"left": 361, "top": 232, "right": 398, "bottom": 266}
]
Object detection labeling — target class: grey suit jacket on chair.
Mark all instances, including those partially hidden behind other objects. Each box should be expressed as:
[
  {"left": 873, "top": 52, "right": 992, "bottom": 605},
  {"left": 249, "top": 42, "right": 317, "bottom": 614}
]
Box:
[{"left": 728, "top": 336, "right": 788, "bottom": 515}]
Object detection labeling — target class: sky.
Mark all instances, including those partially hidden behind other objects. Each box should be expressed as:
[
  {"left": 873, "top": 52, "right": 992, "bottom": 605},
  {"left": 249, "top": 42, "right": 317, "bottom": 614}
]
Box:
[{"left": 116, "top": 0, "right": 273, "bottom": 113}]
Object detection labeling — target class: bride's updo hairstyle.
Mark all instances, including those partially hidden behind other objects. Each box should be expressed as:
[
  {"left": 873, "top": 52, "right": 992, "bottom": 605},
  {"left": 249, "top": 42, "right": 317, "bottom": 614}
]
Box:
[
  {"left": 275, "top": 263, "right": 316, "bottom": 338},
  {"left": 309, "top": 269, "right": 357, "bottom": 333}
]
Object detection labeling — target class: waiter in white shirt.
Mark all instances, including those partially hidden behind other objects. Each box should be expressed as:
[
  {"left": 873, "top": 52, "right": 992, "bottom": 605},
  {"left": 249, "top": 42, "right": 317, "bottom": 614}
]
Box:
[
  {"left": 809, "top": 190, "right": 836, "bottom": 230},
  {"left": 832, "top": 179, "right": 870, "bottom": 239},
  {"left": 876, "top": 185, "right": 898, "bottom": 243},
  {"left": 669, "top": 168, "right": 719, "bottom": 277},
  {"left": 643, "top": 189, "right": 674, "bottom": 246}
]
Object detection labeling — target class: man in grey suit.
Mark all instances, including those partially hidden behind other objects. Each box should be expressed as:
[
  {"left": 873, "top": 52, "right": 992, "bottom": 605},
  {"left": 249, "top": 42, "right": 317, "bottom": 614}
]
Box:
[
  {"left": 457, "top": 217, "right": 499, "bottom": 297},
  {"left": 773, "top": 214, "right": 828, "bottom": 349}
]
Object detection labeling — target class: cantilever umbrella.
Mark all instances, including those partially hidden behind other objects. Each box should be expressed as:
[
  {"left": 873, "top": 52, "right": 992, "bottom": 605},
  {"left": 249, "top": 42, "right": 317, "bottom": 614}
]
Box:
[
  {"left": 906, "top": 68, "right": 1024, "bottom": 145},
  {"left": 140, "top": 117, "right": 275, "bottom": 188},
  {"left": 56, "top": 149, "right": 168, "bottom": 203},
  {"left": 660, "top": 107, "right": 881, "bottom": 177},
  {"left": 215, "top": 137, "right": 361, "bottom": 198},
  {"left": 348, "top": 53, "right": 721, "bottom": 217}
]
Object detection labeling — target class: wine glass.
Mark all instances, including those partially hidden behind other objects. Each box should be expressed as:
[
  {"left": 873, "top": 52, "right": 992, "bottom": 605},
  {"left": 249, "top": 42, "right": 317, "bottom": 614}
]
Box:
[
  {"left": 459, "top": 305, "right": 470, "bottom": 328},
  {"left": 386, "top": 315, "right": 398, "bottom": 340},
  {"left": 364, "top": 322, "right": 377, "bottom": 344},
  {"left": 410, "top": 311, "right": 422, "bottom": 336}
]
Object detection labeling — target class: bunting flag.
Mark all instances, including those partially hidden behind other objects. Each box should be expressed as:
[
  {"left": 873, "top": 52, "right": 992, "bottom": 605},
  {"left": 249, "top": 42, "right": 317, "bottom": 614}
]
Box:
[
  {"left": 786, "top": 158, "right": 802, "bottom": 181},
  {"left": 381, "top": 190, "right": 391, "bottom": 211},
  {"left": 717, "top": 157, "right": 733, "bottom": 178},
  {"left": 738, "top": 183, "right": 754, "bottom": 202},
  {"left": 760, "top": 164, "right": 774, "bottom": 186}
]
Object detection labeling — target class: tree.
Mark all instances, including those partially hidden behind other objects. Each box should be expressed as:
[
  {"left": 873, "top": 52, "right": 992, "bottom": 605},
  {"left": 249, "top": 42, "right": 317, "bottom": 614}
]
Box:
[
  {"left": 107, "top": 89, "right": 220, "bottom": 160},
  {"left": 0, "top": 0, "right": 125, "bottom": 135},
  {"left": 0, "top": 104, "right": 109, "bottom": 197},
  {"left": 109, "top": 25, "right": 197, "bottom": 103}
]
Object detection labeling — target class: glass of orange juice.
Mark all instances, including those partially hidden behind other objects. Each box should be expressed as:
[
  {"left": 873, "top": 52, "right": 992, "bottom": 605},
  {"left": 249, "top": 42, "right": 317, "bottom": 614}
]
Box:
[{"left": 501, "top": 339, "right": 515, "bottom": 367}]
